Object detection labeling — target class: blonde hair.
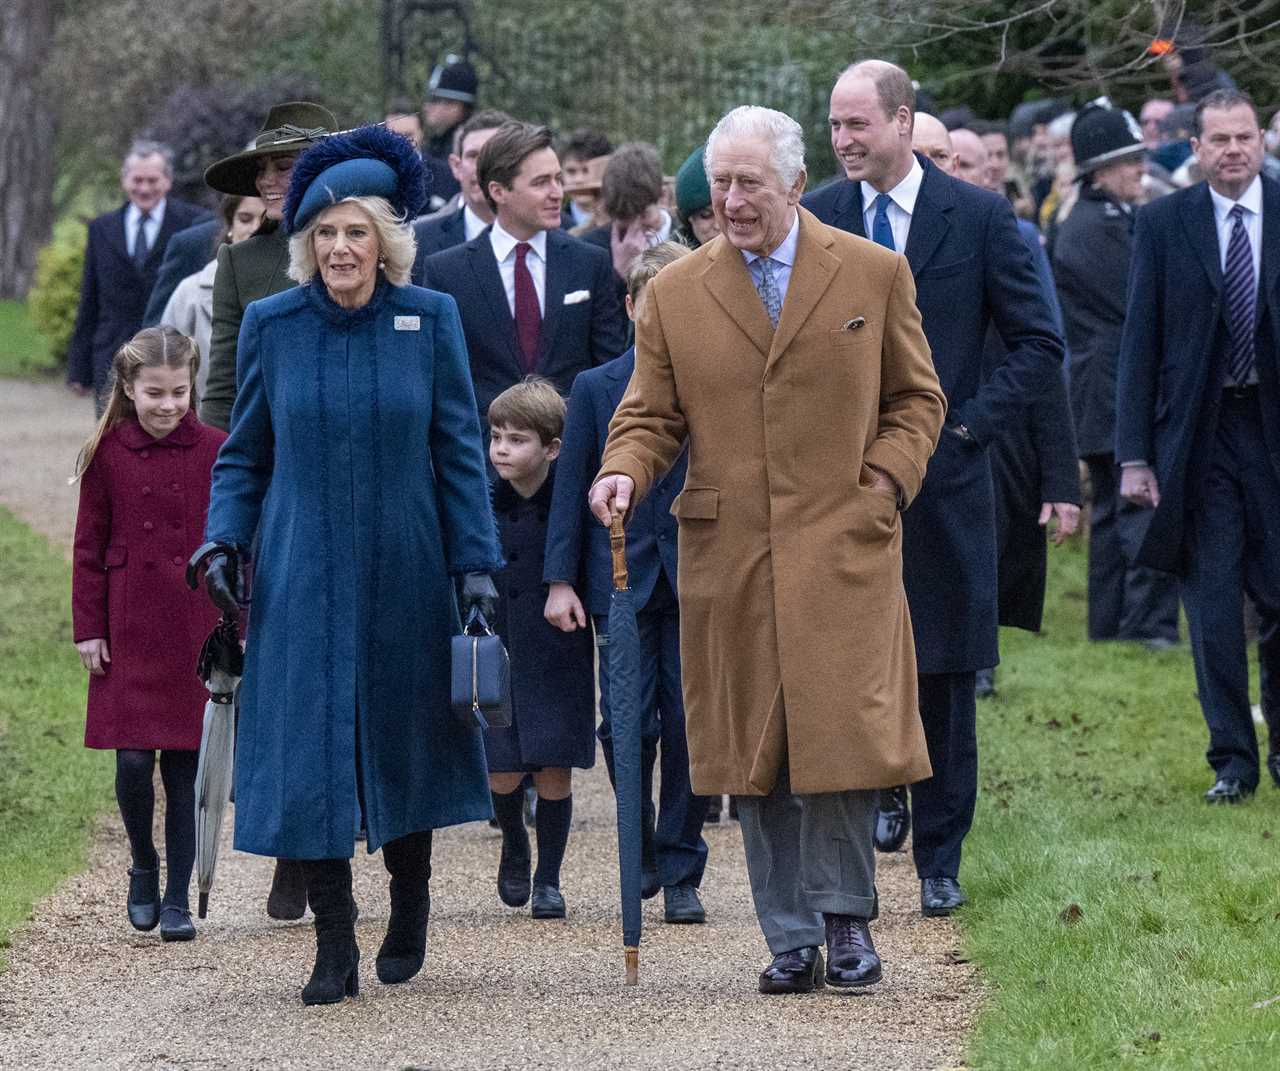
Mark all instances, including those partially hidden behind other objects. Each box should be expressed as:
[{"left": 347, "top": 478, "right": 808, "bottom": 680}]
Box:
[
  {"left": 625, "top": 240, "right": 691, "bottom": 303},
  {"left": 287, "top": 195, "right": 416, "bottom": 287},
  {"left": 487, "top": 377, "right": 565, "bottom": 446},
  {"left": 71, "top": 327, "right": 199, "bottom": 482}
]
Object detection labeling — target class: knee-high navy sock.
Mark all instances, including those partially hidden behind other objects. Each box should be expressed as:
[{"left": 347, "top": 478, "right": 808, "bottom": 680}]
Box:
[
  {"left": 491, "top": 788, "right": 530, "bottom": 861},
  {"left": 159, "top": 749, "right": 198, "bottom": 909},
  {"left": 533, "top": 794, "right": 573, "bottom": 889},
  {"left": 115, "top": 749, "right": 158, "bottom": 869}
]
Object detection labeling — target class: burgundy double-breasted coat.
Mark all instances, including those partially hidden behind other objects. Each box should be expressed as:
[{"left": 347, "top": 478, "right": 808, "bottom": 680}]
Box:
[{"left": 72, "top": 411, "right": 226, "bottom": 750}]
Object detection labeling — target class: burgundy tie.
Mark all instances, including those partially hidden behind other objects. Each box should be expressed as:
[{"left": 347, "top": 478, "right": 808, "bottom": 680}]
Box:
[{"left": 514, "top": 242, "right": 541, "bottom": 374}]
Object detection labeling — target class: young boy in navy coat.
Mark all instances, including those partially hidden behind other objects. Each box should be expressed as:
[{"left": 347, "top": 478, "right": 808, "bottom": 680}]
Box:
[
  {"left": 486, "top": 379, "right": 597, "bottom": 920},
  {"left": 543, "top": 242, "right": 711, "bottom": 925}
]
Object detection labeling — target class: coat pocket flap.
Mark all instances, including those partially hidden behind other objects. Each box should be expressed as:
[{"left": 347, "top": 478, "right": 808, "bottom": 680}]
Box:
[
  {"left": 671, "top": 487, "right": 719, "bottom": 519},
  {"left": 104, "top": 545, "right": 127, "bottom": 568}
]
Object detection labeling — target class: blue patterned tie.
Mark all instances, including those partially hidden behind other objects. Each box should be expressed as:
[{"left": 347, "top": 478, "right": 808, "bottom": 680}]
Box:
[
  {"left": 1223, "top": 204, "right": 1256, "bottom": 385},
  {"left": 754, "top": 257, "right": 782, "bottom": 328},
  {"left": 872, "top": 193, "right": 896, "bottom": 251}
]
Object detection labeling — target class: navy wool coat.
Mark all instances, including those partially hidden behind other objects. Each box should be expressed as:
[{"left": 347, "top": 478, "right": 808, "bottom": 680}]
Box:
[
  {"left": 804, "top": 156, "right": 1064, "bottom": 672},
  {"left": 205, "top": 280, "right": 503, "bottom": 859},
  {"left": 1116, "top": 177, "right": 1280, "bottom": 573},
  {"left": 485, "top": 468, "right": 597, "bottom": 771}
]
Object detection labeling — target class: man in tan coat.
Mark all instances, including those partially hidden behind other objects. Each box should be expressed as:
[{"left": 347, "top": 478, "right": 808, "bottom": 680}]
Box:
[{"left": 590, "top": 106, "right": 945, "bottom": 993}]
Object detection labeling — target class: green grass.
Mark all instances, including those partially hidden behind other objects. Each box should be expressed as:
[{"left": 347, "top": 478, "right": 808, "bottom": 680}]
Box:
[
  {"left": 964, "top": 539, "right": 1278, "bottom": 1068},
  {"left": 0, "top": 300, "right": 56, "bottom": 378},
  {"left": 0, "top": 508, "right": 112, "bottom": 968}
]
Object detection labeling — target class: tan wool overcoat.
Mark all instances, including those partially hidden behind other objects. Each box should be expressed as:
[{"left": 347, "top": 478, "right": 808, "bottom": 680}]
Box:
[{"left": 599, "top": 207, "right": 947, "bottom": 796}]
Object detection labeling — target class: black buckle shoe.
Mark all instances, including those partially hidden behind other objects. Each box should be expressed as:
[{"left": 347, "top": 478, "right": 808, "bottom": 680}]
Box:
[
  {"left": 159, "top": 905, "right": 196, "bottom": 942},
  {"left": 823, "top": 914, "right": 882, "bottom": 988},
  {"left": 126, "top": 866, "right": 160, "bottom": 932},
  {"left": 921, "top": 876, "right": 968, "bottom": 917},
  {"left": 530, "top": 883, "right": 566, "bottom": 919},
  {"left": 874, "top": 786, "right": 911, "bottom": 853},
  {"left": 1204, "top": 777, "right": 1254, "bottom": 804},
  {"left": 663, "top": 884, "right": 706, "bottom": 924},
  {"left": 758, "top": 946, "right": 824, "bottom": 994}
]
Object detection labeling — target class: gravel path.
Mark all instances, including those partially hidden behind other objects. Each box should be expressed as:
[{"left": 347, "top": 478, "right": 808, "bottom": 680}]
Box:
[{"left": 0, "top": 378, "right": 980, "bottom": 1070}]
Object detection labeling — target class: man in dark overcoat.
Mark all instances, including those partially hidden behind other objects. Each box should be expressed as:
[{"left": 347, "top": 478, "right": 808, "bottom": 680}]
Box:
[
  {"left": 66, "top": 141, "right": 210, "bottom": 411},
  {"left": 805, "top": 61, "right": 1064, "bottom": 916},
  {"left": 419, "top": 121, "right": 628, "bottom": 426},
  {"left": 1055, "top": 101, "right": 1181, "bottom": 648},
  {"left": 1116, "top": 89, "right": 1280, "bottom": 803}
]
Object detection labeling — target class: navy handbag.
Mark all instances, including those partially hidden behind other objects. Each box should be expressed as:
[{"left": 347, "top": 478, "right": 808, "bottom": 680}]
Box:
[{"left": 451, "top": 607, "right": 512, "bottom": 731}]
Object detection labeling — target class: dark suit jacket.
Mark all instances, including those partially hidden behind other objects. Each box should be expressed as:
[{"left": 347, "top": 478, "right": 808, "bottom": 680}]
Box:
[
  {"left": 141, "top": 218, "right": 222, "bottom": 327},
  {"left": 1116, "top": 176, "right": 1280, "bottom": 573},
  {"left": 804, "top": 155, "right": 1064, "bottom": 672},
  {"left": 199, "top": 223, "right": 293, "bottom": 431},
  {"left": 66, "top": 198, "right": 210, "bottom": 390},
  {"left": 419, "top": 228, "right": 628, "bottom": 422},
  {"left": 410, "top": 207, "right": 468, "bottom": 285},
  {"left": 543, "top": 348, "right": 685, "bottom": 615}
]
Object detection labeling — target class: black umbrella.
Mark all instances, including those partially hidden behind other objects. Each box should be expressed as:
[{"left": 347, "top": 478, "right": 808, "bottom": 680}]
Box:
[{"left": 608, "top": 513, "right": 643, "bottom": 984}]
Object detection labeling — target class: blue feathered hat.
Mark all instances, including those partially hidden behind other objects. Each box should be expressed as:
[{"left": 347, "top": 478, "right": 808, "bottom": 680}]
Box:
[{"left": 283, "top": 124, "right": 428, "bottom": 233}]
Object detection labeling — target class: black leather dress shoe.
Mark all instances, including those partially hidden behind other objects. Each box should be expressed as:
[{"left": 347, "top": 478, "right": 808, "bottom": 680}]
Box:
[
  {"left": 663, "top": 884, "right": 706, "bottom": 924},
  {"left": 874, "top": 786, "right": 911, "bottom": 853},
  {"left": 530, "top": 883, "right": 566, "bottom": 919},
  {"left": 1266, "top": 754, "right": 1280, "bottom": 790},
  {"left": 1204, "top": 777, "right": 1254, "bottom": 804},
  {"left": 267, "top": 858, "right": 309, "bottom": 920},
  {"left": 823, "top": 914, "right": 881, "bottom": 988},
  {"left": 160, "top": 905, "right": 196, "bottom": 942},
  {"left": 126, "top": 866, "right": 160, "bottom": 931},
  {"left": 921, "top": 877, "right": 968, "bottom": 917},
  {"left": 704, "top": 795, "right": 722, "bottom": 824},
  {"left": 497, "top": 836, "right": 532, "bottom": 907},
  {"left": 759, "top": 946, "right": 824, "bottom": 994}
]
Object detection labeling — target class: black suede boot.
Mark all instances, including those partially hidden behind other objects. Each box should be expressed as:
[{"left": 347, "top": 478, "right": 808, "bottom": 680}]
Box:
[
  {"left": 267, "top": 858, "right": 309, "bottom": 920},
  {"left": 299, "top": 859, "right": 359, "bottom": 1006},
  {"left": 377, "top": 830, "right": 432, "bottom": 985}
]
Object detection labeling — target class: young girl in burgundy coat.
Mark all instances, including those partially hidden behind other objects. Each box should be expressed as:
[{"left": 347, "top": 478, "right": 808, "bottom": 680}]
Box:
[{"left": 71, "top": 326, "right": 226, "bottom": 942}]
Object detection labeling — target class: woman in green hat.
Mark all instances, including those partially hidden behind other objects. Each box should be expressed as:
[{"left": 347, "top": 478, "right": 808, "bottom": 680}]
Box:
[{"left": 673, "top": 144, "right": 720, "bottom": 248}]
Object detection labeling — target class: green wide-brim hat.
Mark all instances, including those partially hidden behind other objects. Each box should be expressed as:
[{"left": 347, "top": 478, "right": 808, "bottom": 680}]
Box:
[
  {"left": 675, "top": 145, "right": 711, "bottom": 219},
  {"left": 204, "top": 102, "right": 338, "bottom": 197}
]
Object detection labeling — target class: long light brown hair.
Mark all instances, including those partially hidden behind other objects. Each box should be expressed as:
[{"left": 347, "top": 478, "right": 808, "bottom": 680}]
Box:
[{"left": 71, "top": 327, "right": 200, "bottom": 482}]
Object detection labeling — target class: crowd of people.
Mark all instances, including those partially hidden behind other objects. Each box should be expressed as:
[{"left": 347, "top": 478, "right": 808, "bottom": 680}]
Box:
[{"left": 64, "top": 38, "right": 1277, "bottom": 1007}]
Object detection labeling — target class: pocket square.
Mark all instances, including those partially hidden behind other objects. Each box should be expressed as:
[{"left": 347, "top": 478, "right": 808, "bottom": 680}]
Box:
[
  {"left": 842, "top": 316, "right": 867, "bottom": 331},
  {"left": 564, "top": 289, "right": 591, "bottom": 305}
]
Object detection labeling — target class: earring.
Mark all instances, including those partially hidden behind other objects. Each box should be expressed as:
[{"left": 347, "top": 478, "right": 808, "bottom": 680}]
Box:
[
  {"left": 378, "top": 257, "right": 386, "bottom": 269},
  {"left": 226, "top": 230, "right": 234, "bottom": 241}
]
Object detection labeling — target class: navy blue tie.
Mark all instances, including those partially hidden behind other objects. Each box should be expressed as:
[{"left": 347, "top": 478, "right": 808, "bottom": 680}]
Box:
[
  {"left": 872, "top": 193, "right": 895, "bottom": 251},
  {"left": 1223, "top": 204, "right": 1256, "bottom": 385}
]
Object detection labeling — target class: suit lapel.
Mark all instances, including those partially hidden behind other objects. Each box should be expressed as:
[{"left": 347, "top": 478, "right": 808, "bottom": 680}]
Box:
[
  {"left": 834, "top": 180, "right": 865, "bottom": 237},
  {"left": 767, "top": 208, "right": 840, "bottom": 370},
  {"left": 537, "top": 231, "right": 568, "bottom": 367},
  {"left": 701, "top": 239, "right": 775, "bottom": 358},
  {"left": 145, "top": 203, "right": 181, "bottom": 270},
  {"left": 903, "top": 160, "right": 952, "bottom": 277},
  {"left": 1182, "top": 183, "right": 1223, "bottom": 293},
  {"left": 467, "top": 237, "right": 524, "bottom": 373},
  {"left": 107, "top": 204, "right": 132, "bottom": 271}
]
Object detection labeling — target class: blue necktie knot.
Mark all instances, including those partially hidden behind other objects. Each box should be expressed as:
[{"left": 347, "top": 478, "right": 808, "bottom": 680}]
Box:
[{"left": 872, "top": 193, "right": 895, "bottom": 251}]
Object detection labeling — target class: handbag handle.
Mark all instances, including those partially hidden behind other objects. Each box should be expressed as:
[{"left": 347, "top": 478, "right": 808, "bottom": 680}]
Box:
[
  {"left": 610, "top": 511, "right": 629, "bottom": 591},
  {"left": 463, "top": 604, "right": 494, "bottom": 636}
]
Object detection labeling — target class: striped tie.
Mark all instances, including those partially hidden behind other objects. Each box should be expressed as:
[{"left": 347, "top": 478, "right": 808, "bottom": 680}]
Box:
[
  {"left": 755, "top": 257, "right": 782, "bottom": 328},
  {"left": 1223, "top": 204, "right": 1256, "bottom": 385}
]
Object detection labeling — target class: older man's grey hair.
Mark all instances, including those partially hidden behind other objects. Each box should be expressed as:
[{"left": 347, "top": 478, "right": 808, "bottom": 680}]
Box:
[
  {"left": 122, "top": 139, "right": 175, "bottom": 177},
  {"left": 704, "top": 106, "right": 806, "bottom": 188}
]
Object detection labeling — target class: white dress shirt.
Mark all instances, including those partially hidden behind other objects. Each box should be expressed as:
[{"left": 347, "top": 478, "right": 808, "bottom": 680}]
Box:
[
  {"left": 861, "top": 158, "right": 924, "bottom": 253},
  {"left": 741, "top": 211, "right": 800, "bottom": 306},
  {"left": 463, "top": 204, "right": 489, "bottom": 242},
  {"left": 489, "top": 220, "right": 547, "bottom": 317},
  {"left": 126, "top": 199, "right": 165, "bottom": 258},
  {"left": 1209, "top": 175, "right": 1263, "bottom": 288}
]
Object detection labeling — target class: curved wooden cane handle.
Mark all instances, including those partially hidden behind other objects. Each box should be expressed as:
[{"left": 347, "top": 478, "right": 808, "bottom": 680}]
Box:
[{"left": 610, "top": 512, "right": 629, "bottom": 591}]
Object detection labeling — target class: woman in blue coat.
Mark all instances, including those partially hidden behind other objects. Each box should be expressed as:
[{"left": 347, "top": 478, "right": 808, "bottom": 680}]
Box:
[{"left": 200, "top": 126, "right": 502, "bottom": 1006}]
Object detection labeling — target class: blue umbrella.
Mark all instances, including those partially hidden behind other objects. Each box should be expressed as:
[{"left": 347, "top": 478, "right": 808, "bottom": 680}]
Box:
[{"left": 609, "top": 513, "right": 643, "bottom": 985}]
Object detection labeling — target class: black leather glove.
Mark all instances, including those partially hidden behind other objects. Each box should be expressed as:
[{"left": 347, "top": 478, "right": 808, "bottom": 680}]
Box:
[
  {"left": 460, "top": 572, "right": 498, "bottom": 623},
  {"left": 204, "top": 551, "right": 247, "bottom": 615}
]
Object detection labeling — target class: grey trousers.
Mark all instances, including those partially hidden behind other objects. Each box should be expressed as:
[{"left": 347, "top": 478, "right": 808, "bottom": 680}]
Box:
[{"left": 736, "top": 766, "right": 878, "bottom": 955}]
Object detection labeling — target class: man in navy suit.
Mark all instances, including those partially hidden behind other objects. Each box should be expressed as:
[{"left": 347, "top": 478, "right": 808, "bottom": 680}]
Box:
[
  {"left": 805, "top": 61, "right": 1063, "bottom": 916},
  {"left": 1117, "top": 89, "right": 1280, "bottom": 804},
  {"left": 419, "top": 121, "right": 628, "bottom": 425},
  {"left": 410, "top": 109, "right": 512, "bottom": 282},
  {"left": 543, "top": 242, "right": 710, "bottom": 925},
  {"left": 66, "top": 141, "right": 210, "bottom": 410}
]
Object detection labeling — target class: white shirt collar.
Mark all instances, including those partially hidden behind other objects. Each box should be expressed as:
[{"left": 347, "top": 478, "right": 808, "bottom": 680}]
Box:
[
  {"left": 462, "top": 204, "right": 489, "bottom": 241},
  {"left": 127, "top": 198, "right": 166, "bottom": 225},
  {"left": 861, "top": 157, "right": 924, "bottom": 217},
  {"left": 490, "top": 218, "right": 548, "bottom": 262},
  {"left": 1209, "top": 174, "right": 1263, "bottom": 222},
  {"left": 741, "top": 210, "right": 800, "bottom": 267}
]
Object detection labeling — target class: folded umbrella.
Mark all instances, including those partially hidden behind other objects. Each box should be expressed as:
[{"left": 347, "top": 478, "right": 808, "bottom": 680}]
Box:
[{"left": 608, "top": 513, "right": 643, "bottom": 984}]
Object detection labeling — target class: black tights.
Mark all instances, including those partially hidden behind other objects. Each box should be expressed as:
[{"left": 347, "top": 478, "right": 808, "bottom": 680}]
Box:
[{"left": 115, "top": 749, "right": 198, "bottom": 910}]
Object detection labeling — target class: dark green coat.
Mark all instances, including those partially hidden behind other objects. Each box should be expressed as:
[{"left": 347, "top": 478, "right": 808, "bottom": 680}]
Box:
[{"left": 200, "top": 224, "right": 293, "bottom": 431}]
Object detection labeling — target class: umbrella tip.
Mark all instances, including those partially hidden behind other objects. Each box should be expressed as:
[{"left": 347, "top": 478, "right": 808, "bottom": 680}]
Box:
[
  {"left": 625, "top": 946, "right": 639, "bottom": 986},
  {"left": 198, "top": 892, "right": 209, "bottom": 919}
]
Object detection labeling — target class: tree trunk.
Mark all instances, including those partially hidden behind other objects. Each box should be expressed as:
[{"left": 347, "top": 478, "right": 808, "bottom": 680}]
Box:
[{"left": 0, "top": 0, "right": 59, "bottom": 299}]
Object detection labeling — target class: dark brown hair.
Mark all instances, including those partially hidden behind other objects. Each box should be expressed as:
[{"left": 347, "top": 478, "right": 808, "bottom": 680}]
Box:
[
  {"left": 476, "top": 121, "right": 555, "bottom": 212},
  {"left": 1194, "top": 89, "right": 1259, "bottom": 136},
  {"left": 487, "top": 376, "right": 565, "bottom": 445},
  {"left": 601, "top": 142, "right": 664, "bottom": 223},
  {"left": 453, "top": 108, "right": 516, "bottom": 154}
]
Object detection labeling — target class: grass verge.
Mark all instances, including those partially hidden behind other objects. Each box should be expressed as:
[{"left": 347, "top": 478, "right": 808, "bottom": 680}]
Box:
[
  {"left": 963, "top": 539, "right": 1277, "bottom": 1068},
  {"left": 0, "top": 300, "right": 56, "bottom": 379},
  {"left": 0, "top": 507, "right": 111, "bottom": 969}
]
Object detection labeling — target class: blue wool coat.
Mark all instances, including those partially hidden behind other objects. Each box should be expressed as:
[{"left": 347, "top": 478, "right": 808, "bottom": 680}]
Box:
[{"left": 205, "top": 279, "right": 503, "bottom": 859}]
